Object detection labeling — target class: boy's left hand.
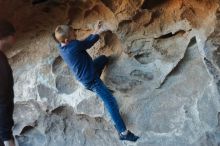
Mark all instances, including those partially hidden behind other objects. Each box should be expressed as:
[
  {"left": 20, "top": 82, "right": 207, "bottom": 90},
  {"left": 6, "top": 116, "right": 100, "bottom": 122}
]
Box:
[{"left": 94, "top": 21, "right": 104, "bottom": 34}]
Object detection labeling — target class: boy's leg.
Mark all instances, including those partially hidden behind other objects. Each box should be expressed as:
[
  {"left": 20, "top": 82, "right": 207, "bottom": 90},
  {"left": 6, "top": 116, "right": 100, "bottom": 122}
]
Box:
[
  {"left": 93, "top": 55, "right": 109, "bottom": 77},
  {"left": 89, "top": 78, "right": 126, "bottom": 133}
]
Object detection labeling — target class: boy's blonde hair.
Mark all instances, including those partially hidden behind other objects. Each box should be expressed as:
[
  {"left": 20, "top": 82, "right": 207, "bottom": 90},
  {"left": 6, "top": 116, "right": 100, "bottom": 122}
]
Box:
[{"left": 55, "top": 25, "right": 73, "bottom": 43}]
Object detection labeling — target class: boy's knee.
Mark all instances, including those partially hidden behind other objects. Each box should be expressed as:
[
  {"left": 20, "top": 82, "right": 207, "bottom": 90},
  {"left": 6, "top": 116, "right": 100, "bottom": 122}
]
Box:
[
  {"left": 100, "top": 55, "right": 108, "bottom": 59},
  {"left": 100, "top": 55, "right": 109, "bottom": 63}
]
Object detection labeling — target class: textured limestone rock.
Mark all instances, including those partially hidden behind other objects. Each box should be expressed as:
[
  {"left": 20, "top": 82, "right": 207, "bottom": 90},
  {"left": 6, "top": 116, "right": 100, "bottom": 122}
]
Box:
[{"left": 0, "top": 0, "right": 220, "bottom": 146}]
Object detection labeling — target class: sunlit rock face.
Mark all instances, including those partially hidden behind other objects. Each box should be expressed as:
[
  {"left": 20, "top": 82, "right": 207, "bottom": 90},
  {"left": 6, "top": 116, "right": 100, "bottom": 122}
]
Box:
[{"left": 1, "top": 0, "right": 220, "bottom": 146}]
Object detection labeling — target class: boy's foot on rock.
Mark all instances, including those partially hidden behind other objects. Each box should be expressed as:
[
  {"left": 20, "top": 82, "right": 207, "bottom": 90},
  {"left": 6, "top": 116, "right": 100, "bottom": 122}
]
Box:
[{"left": 119, "top": 130, "right": 139, "bottom": 142}]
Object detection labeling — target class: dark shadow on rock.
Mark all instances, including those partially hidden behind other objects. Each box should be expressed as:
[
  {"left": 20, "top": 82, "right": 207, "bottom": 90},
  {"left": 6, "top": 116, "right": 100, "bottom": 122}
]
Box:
[
  {"left": 213, "top": 46, "right": 220, "bottom": 69},
  {"left": 217, "top": 80, "right": 220, "bottom": 94},
  {"left": 52, "top": 56, "right": 72, "bottom": 76},
  {"left": 20, "top": 126, "right": 35, "bottom": 135},
  {"left": 155, "top": 30, "right": 187, "bottom": 39},
  {"left": 142, "top": 0, "right": 168, "bottom": 10},
  {"left": 55, "top": 75, "right": 77, "bottom": 94},
  {"left": 51, "top": 106, "right": 67, "bottom": 115}
]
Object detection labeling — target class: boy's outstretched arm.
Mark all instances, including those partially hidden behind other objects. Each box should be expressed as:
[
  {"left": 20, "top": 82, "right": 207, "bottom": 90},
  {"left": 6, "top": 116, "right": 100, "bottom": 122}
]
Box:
[{"left": 81, "top": 34, "right": 100, "bottom": 50}]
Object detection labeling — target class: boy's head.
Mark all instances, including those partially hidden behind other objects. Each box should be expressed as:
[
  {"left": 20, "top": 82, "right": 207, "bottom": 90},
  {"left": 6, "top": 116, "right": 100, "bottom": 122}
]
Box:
[
  {"left": 0, "top": 19, "right": 16, "bottom": 50},
  {"left": 55, "top": 25, "right": 76, "bottom": 44}
]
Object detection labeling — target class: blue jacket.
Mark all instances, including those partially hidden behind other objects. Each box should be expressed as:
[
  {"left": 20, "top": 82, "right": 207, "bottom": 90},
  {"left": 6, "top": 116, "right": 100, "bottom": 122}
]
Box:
[{"left": 58, "top": 34, "right": 100, "bottom": 85}]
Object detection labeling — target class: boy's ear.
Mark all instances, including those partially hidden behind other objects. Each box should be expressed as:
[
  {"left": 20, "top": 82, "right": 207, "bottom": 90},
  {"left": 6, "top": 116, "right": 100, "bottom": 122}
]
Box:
[{"left": 64, "top": 38, "right": 69, "bottom": 44}]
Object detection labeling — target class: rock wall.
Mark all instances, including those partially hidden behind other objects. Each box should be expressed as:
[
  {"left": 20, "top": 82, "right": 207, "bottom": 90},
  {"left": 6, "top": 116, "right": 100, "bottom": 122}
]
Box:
[{"left": 1, "top": 0, "right": 220, "bottom": 146}]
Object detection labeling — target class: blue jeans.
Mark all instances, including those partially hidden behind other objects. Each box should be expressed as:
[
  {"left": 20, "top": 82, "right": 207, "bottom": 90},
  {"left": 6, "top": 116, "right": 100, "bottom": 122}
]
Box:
[{"left": 85, "top": 55, "right": 127, "bottom": 133}]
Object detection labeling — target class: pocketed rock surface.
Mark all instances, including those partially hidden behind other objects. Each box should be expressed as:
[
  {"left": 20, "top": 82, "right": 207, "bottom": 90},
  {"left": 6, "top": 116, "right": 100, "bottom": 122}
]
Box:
[{"left": 1, "top": 0, "right": 220, "bottom": 145}]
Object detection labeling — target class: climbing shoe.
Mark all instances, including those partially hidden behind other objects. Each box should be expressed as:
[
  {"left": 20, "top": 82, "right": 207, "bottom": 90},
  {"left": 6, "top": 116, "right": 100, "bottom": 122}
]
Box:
[{"left": 119, "top": 130, "right": 139, "bottom": 142}]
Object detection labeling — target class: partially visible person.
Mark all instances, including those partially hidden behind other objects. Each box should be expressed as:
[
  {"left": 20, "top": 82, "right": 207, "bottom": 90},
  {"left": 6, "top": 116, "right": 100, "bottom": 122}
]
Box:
[{"left": 0, "top": 19, "right": 16, "bottom": 146}]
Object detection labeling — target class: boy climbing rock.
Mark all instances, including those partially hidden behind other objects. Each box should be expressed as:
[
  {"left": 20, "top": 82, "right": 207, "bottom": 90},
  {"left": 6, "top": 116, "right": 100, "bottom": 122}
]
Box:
[{"left": 54, "top": 22, "right": 139, "bottom": 142}]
